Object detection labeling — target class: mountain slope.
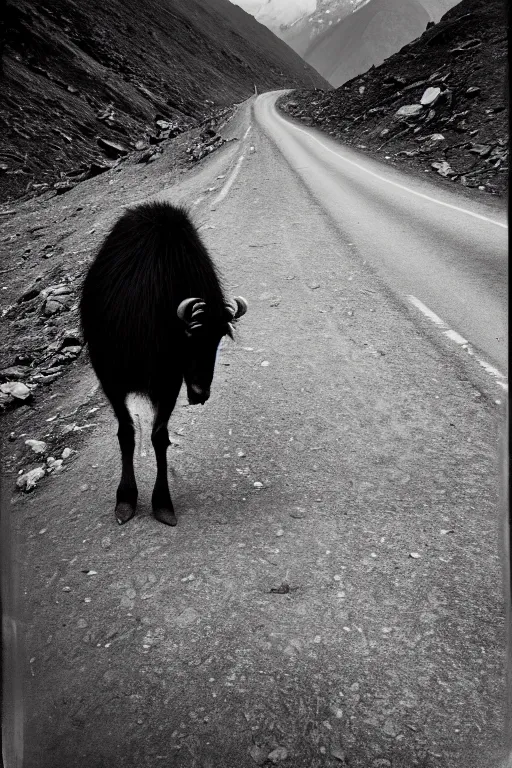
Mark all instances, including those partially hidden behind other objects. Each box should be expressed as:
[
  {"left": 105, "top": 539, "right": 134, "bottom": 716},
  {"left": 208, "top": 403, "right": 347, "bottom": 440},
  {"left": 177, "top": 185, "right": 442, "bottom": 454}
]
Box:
[
  {"left": 230, "top": 0, "right": 317, "bottom": 30},
  {"left": 231, "top": 1, "right": 462, "bottom": 59},
  {"left": 303, "top": 0, "right": 431, "bottom": 86},
  {"left": 280, "top": 1, "right": 360, "bottom": 58},
  {"left": 279, "top": 0, "right": 507, "bottom": 196},
  {"left": 0, "top": 0, "right": 328, "bottom": 203}
]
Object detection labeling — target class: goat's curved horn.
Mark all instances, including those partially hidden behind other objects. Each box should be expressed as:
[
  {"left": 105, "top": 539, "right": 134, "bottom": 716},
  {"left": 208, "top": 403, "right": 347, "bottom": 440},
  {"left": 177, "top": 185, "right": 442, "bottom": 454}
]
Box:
[
  {"left": 177, "top": 297, "right": 205, "bottom": 322},
  {"left": 224, "top": 299, "right": 238, "bottom": 319},
  {"left": 233, "top": 296, "right": 248, "bottom": 318}
]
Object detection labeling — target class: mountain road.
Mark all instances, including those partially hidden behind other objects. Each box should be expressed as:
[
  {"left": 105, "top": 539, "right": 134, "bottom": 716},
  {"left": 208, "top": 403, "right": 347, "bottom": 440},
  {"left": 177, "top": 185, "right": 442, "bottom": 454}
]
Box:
[
  {"left": 2, "top": 94, "right": 509, "bottom": 768},
  {"left": 256, "top": 92, "right": 508, "bottom": 379}
]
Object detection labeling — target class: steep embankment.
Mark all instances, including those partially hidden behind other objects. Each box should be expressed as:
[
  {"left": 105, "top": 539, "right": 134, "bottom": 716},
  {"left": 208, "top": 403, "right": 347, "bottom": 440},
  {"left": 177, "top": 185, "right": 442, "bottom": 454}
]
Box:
[
  {"left": 303, "top": 0, "right": 431, "bottom": 87},
  {"left": 279, "top": 0, "right": 508, "bottom": 197},
  {"left": 0, "top": 0, "right": 328, "bottom": 203}
]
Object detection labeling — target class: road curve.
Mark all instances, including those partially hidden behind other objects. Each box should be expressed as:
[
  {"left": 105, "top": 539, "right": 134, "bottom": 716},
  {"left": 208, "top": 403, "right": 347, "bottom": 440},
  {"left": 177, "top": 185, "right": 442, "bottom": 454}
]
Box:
[{"left": 254, "top": 92, "right": 508, "bottom": 376}]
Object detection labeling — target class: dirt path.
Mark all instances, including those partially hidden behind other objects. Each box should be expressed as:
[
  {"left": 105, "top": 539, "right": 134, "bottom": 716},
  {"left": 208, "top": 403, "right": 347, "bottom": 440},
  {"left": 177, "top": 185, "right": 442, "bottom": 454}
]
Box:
[{"left": 1, "top": 98, "right": 508, "bottom": 768}]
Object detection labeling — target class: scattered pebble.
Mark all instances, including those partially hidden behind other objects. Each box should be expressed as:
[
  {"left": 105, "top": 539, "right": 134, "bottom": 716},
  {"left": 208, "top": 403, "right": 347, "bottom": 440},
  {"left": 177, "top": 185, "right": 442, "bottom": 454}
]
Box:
[
  {"left": 47, "top": 457, "right": 64, "bottom": 472},
  {"left": 249, "top": 744, "right": 268, "bottom": 765},
  {"left": 275, "top": 529, "right": 284, "bottom": 537},
  {"left": 61, "top": 447, "right": 72, "bottom": 459},
  {"left": 261, "top": 360, "right": 270, "bottom": 367},
  {"left": 253, "top": 481, "right": 263, "bottom": 488},
  {"left": 267, "top": 747, "right": 288, "bottom": 763},
  {"left": 176, "top": 607, "right": 199, "bottom": 628},
  {"left": 409, "top": 552, "right": 421, "bottom": 559},
  {"left": 331, "top": 745, "right": 345, "bottom": 761}
]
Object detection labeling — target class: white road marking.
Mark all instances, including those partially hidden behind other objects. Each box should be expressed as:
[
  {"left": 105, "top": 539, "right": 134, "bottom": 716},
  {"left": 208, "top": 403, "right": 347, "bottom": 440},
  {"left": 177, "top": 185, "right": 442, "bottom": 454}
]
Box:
[
  {"left": 243, "top": 125, "right": 252, "bottom": 139},
  {"left": 407, "top": 296, "right": 445, "bottom": 326},
  {"left": 443, "top": 329, "right": 468, "bottom": 345},
  {"left": 270, "top": 103, "right": 508, "bottom": 230},
  {"left": 211, "top": 154, "right": 245, "bottom": 208},
  {"left": 407, "top": 295, "right": 508, "bottom": 391}
]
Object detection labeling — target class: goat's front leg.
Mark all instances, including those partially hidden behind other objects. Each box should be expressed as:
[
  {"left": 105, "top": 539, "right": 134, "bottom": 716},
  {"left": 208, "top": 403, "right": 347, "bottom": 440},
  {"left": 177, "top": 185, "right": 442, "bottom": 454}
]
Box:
[
  {"left": 111, "top": 398, "right": 138, "bottom": 524},
  {"left": 151, "top": 392, "right": 180, "bottom": 526}
]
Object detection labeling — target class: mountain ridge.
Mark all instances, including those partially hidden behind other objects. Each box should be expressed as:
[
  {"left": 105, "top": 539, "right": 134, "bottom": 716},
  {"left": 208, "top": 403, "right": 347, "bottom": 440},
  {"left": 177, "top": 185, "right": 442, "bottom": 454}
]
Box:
[{"left": 303, "top": 0, "right": 431, "bottom": 86}]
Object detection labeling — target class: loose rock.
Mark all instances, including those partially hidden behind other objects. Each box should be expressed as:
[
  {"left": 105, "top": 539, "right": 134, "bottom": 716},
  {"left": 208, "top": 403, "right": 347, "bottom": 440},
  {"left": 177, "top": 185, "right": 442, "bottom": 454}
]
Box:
[
  {"left": 267, "top": 747, "right": 288, "bottom": 763},
  {"left": 395, "top": 104, "right": 423, "bottom": 119},
  {"left": 420, "top": 87, "right": 441, "bottom": 106},
  {"left": 16, "top": 466, "right": 46, "bottom": 492},
  {"left": 25, "top": 439, "right": 47, "bottom": 454},
  {"left": 249, "top": 744, "right": 268, "bottom": 765},
  {"left": 1, "top": 381, "right": 32, "bottom": 400},
  {"left": 97, "top": 138, "right": 129, "bottom": 158},
  {"left": 431, "top": 160, "right": 455, "bottom": 177}
]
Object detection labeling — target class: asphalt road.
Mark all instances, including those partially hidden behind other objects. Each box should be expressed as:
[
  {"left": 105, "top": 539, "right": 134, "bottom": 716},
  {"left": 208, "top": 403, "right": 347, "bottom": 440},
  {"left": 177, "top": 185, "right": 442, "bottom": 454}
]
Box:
[
  {"left": 3, "top": 95, "right": 509, "bottom": 768},
  {"left": 256, "top": 92, "right": 508, "bottom": 379}
]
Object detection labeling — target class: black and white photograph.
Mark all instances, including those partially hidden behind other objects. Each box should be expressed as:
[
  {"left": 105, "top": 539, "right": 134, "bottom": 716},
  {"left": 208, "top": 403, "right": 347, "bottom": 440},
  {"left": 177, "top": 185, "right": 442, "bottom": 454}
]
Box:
[{"left": 0, "top": 0, "right": 509, "bottom": 766}]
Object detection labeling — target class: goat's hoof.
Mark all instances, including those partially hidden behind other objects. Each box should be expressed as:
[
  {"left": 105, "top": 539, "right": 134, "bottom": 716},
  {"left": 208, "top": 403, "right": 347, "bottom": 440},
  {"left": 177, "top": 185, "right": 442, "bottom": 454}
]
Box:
[
  {"left": 153, "top": 508, "right": 177, "bottom": 526},
  {"left": 115, "top": 502, "right": 136, "bottom": 524}
]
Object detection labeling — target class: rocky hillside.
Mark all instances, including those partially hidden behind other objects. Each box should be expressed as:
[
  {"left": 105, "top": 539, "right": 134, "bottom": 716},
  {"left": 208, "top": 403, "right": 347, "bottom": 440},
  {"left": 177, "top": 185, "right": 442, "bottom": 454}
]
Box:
[
  {"left": 0, "top": 0, "right": 328, "bottom": 204},
  {"left": 279, "top": 0, "right": 508, "bottom": 197},
  {"left": 303, "top": 0, "right": 431, "bottom": 86}
]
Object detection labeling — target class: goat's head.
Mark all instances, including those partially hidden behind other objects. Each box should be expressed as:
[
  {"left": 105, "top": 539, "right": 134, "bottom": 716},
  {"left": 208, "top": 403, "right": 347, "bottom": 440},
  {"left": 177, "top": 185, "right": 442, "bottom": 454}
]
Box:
[{"left": 177, "top": 296, "right": 247, "bottom": 405}]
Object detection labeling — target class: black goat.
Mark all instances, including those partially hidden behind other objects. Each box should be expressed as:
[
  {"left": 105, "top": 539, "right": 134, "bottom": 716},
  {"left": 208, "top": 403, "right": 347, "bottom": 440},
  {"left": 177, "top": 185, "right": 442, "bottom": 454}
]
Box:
[{"left": 80, "top": 201, "right": 247, "bottom": 526}]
